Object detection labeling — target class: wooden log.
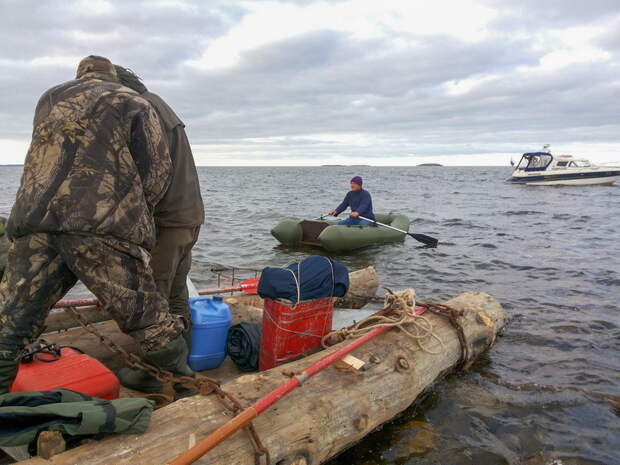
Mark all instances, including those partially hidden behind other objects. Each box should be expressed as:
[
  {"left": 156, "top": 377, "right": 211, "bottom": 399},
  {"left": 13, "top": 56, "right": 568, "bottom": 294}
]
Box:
[
  {"left": 335, "top": 266, "right": 380, "bottom": 309},
  {"left": 229, "top": 266, "right": 379, "bottom": 310},
  {"left": 44, "top": 306, "right": 114, "bottom": 333},
  {"left": 19, "top": 292, "right": 507, "bottom": 465},
  {"left": 41, "top": 267, "right": 379, "bottom": 333}
]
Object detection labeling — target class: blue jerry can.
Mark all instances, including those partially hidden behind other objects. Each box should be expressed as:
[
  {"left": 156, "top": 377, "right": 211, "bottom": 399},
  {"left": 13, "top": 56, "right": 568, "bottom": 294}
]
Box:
[{"left": 188, "top": 296, "right": 232, "bottom": 371}]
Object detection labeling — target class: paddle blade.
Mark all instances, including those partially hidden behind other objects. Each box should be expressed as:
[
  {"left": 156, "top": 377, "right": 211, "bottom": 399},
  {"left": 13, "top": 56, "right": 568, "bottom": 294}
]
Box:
[{"left": 408, "top": 233, "right": 438, "bottom": 247}]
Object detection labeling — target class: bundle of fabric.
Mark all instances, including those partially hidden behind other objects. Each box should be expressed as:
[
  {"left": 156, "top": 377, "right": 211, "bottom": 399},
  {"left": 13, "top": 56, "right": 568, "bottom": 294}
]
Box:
[
  {"left": 0, "top": 389, "right": 153, "bottom": 447},
  {"left": 257, "top": 255, "right": 349, "bottom": 304},
  {"left": 226, "top": 322, "right": 261, "bottom": 372}
]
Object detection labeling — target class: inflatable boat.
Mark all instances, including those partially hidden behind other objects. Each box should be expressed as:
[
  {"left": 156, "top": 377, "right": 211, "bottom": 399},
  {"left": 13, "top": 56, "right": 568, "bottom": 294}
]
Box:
[{"left": 271, "top": 213, "right": 410, "bottom": 251}]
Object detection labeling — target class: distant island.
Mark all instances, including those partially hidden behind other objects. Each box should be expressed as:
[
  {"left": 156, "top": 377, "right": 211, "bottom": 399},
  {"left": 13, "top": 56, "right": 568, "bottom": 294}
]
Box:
[
  {"left": 321, "top": 164, "right": 371, "bottom": 167},
  {"left": 417, "top": 163, "right": 443, "bottom": 167}
]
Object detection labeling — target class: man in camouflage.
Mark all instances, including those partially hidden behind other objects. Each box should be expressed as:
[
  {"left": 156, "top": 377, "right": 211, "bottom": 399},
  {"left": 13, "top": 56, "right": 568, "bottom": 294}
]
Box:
[
  {"left": 112, "top": 65, "right": 204, "bottom": 392},
  {"left": 0, "top": 56, "right": 192, "bottom": 394},
  {"left": 0, "top": 217, "right": 8, "bottom": 280}
]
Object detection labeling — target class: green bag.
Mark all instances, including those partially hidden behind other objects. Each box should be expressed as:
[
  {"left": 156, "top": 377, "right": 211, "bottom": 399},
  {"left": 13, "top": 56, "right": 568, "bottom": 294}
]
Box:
[{"left": 0, "top": 389, "right": 154, "bottom": 447}]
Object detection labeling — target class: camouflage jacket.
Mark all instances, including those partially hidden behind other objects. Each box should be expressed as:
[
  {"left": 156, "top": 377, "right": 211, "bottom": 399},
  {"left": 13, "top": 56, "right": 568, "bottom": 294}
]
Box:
[{"left": 7, "top": 71, "right": 170, "bottom": 250}]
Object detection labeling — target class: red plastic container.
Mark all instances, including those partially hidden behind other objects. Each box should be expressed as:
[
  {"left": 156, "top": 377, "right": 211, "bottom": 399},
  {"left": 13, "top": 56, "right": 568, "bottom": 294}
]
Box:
[
  {"left": 10, "top": 347, "right": 120, "bottom": 400},
  {"left": 259, "top": 297, "right": 334, "bottom": 371}
]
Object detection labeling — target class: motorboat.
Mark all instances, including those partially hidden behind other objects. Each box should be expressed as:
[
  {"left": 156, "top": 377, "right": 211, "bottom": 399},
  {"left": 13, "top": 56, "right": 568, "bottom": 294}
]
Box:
[{"left": 506, "top": 149, "right": 620, "bottom": 186}]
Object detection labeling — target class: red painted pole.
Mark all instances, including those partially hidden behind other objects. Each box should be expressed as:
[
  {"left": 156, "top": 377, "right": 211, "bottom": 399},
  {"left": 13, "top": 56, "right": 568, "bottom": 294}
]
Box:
[
  {"left": 53, "top": 278, "right": 261, "bottom": 308},
  {"left": 168, "top": 306, "right": 427, "bottom": 465}
]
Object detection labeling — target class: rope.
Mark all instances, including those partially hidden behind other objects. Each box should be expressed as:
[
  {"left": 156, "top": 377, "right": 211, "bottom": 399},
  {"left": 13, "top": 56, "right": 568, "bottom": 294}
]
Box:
[
  {"left": 262, "top": 307, "right": 325, "bottom": 339},
  {"left": 421, "top": 302, "right": 469, "bottom": 369},
  {"left": 322, "top": 289, "right": 446, "bottom": 355}
]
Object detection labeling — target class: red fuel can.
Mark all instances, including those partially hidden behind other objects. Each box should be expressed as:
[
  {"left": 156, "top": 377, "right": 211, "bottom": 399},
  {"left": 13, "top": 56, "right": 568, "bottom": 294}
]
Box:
[
  {"left": 259, "top": 297, "right": 334, "bottom": 371},
  {"left": 10, "top": 347, "right": 120, "bottom": 400}
]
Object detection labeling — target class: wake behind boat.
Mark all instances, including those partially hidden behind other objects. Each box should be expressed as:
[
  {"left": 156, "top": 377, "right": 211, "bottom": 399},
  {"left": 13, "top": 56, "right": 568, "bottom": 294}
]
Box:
[{"left": 506, "top": 149, "right": 620, "bottom": 186}]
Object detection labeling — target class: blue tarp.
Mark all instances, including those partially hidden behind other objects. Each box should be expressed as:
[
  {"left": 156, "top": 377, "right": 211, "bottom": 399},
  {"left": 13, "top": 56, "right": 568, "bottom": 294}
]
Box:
[{"left": 258, "top": 255, "right": 349, "bottom": 304}]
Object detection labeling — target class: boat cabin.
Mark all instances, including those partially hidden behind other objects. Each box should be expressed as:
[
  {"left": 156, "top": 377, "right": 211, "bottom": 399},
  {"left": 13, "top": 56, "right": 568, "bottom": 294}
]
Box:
[
  {"left": 514, "top": 152, "right": 591, "bottom": 172},
  {"left": 514, "top": 152, "right": 553, "bottom": 171}
]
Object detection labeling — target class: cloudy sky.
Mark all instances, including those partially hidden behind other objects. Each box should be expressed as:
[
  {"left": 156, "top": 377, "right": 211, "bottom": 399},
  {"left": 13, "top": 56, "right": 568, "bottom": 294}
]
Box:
[{"left": 1, "top": 0, "right": 619, "bottom": 166}]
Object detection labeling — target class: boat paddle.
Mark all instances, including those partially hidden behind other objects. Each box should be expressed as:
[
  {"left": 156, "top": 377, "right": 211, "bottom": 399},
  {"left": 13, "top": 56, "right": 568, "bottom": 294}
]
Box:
[{"left": 358, "top": 215, "right": 438, "bottom": 247}]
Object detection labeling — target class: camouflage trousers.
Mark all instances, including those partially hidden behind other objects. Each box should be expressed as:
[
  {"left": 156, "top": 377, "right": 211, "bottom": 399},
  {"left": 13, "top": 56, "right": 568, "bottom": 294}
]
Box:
[{"left": 0, "top": 233, "right": 184, "bottom": 360}]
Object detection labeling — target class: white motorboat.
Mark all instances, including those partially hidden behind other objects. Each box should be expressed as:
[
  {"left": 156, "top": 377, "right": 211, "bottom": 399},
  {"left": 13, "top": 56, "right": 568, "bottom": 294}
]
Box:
[{"left": 506, "top": 149, "right": 620, "bottom": 186}]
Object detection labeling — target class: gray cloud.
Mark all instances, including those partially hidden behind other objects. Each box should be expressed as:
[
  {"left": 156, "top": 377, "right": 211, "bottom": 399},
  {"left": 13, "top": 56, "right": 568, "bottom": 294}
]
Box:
[{"left": 1, "top": 0, "right": 619, "bottom": 164}]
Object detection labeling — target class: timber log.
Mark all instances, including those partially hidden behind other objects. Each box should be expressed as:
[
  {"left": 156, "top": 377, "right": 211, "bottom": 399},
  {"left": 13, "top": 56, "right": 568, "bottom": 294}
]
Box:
[
  {"left": 19, "top": 291, "right": 507, "bottom": 465},
  {"left": 43, "top": 266, "right": 380, "bottom": 333}
]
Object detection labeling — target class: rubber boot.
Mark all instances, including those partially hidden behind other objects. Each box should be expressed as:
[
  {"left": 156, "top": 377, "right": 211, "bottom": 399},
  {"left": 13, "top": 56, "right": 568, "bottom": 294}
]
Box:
[
  {"left": 172, "top": 329, "right": 196, "bottom": 399},
  {"left": 146, "top": 336, "right": 196, "bottom": 399},
  {"left": 116, "top": 368, "right": 164, "bottom": 394},
  {"left": 118, "top": 336, "right": 194, "bottom": 395},
  {"left": 0, "top": 359, "right": 19, "bottom": 395}
]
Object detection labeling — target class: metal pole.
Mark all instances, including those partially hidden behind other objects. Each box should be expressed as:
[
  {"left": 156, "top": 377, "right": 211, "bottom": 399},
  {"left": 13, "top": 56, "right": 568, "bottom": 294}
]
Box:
[{"left": 358, "top": 215, "right": 408, "bottom": 235}]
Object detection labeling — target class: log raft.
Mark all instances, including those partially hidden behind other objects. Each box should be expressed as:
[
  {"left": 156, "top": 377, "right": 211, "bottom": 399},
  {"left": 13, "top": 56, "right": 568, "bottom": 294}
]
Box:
[
  {"left": 42, "top": 266, "right": 379, "bottom": 333},
  {"left": 19, "top": 291, "right": 507, "bottom": 465}
]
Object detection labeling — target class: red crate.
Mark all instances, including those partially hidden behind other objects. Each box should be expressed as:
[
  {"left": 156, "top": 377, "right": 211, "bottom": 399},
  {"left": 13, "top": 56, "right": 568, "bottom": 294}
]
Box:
[
  {"left": 259, "top": 297, "right": 334, "bottom": 371},
  {"left": 10, "top": 347, "right": 120, "bottom": 400}
]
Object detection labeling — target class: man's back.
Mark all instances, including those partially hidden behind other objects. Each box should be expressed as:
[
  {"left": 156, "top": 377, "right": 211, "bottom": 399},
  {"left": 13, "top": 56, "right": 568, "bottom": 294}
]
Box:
[
  {"left": 141, "top": 91, "right": 204, "bottom": 228},
  {"left": 8, "top": 67, "right": 170, "bottom": 249}
]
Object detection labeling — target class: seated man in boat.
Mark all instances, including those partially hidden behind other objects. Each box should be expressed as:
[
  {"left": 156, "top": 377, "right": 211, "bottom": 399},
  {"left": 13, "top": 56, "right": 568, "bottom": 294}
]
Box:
[
  {"left": 0, "top": 56, "right": 193, "bottom": 395},
  {"left": 113, "top": 65, "right": 204, "bottom": 393},
  {"left": 329, "top": 176, "right": 376, "bottom": 226}
]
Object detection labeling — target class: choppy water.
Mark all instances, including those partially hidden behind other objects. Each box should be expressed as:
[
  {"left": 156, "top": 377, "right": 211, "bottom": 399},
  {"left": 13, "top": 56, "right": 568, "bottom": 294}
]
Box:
[{"left": 1, "top": 165, "right": 619, "bottom": 465}]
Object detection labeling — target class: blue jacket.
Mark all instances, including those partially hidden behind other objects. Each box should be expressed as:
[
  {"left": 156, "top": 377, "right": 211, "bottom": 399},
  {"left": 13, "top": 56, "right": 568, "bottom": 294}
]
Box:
[{"left": 335, "top": 189, "right": 374, "bottom": 220}]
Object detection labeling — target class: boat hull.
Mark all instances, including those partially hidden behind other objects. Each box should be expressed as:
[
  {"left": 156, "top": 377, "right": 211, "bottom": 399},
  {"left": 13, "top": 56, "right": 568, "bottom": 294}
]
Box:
[
  {"left": 506, "top": 171, "right": 620, "bottom": 186},
  {"left": 271, "top": 213, "right": 410, "bottom": 251}
]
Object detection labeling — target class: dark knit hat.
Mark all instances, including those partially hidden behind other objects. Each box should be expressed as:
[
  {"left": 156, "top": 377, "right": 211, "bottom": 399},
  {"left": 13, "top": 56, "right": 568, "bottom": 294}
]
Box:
[
  {"left": 114, "top": 65, "right": 148, "bottom": 94},
  {"left": 350, "top": 176, "right": 363, "bottom": 186}
]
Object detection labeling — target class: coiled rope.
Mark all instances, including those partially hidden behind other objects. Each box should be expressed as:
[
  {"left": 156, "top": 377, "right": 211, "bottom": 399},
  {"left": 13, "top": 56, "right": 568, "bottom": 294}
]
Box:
[{"left": 322, "top": 288, "right": 446, "bottom": 355}]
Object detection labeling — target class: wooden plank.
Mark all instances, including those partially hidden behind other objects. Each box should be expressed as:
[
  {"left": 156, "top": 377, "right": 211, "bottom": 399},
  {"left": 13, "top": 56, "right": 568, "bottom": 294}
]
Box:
[
  {"left": 334, "top": 354, "right": 365, "bottom": 371},
  {"left": 20, "top": 292, "right": 507, "bottom": 465}
]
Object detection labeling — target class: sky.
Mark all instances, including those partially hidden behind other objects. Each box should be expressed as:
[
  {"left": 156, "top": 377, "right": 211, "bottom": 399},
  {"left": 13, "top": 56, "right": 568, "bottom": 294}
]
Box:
[{"left": 1, "top": 0, "right": 619, "bottom": 166}]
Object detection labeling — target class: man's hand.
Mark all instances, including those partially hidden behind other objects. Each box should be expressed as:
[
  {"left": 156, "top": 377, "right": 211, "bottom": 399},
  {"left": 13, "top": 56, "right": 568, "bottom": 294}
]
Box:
[
  {"left": 328, "top": 210, "right": 338, "bottom": 216},
  {"left": 350, "top": 211, "right": 359, "bottom": 218}
]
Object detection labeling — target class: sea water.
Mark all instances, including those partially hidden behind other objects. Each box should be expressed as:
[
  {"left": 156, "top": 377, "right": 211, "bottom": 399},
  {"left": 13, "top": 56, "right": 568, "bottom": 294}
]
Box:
[{"left": 1, "top": 165, "right": 618, "bottom": 464}]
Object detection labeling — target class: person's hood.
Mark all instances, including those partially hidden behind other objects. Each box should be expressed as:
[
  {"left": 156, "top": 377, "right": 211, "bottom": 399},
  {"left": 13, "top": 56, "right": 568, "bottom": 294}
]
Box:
[{"left": 114, "top": 65, "right": 148, "bottom": 94}]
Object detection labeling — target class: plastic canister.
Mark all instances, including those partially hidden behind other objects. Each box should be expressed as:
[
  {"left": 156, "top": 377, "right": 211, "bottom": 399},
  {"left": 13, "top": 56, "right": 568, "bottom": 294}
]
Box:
[
  {"left": 11, "top": 347, "right": 120, "bottom": 400},
  {"left": 188, "top": 296, "right": 232, "bottom": 371}
]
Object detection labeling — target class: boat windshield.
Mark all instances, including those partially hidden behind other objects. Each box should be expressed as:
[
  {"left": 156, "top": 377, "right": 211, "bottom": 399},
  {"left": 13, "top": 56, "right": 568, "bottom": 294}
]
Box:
[{"left": 517, "top": 153, "right": 553, "bottom": 171}]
